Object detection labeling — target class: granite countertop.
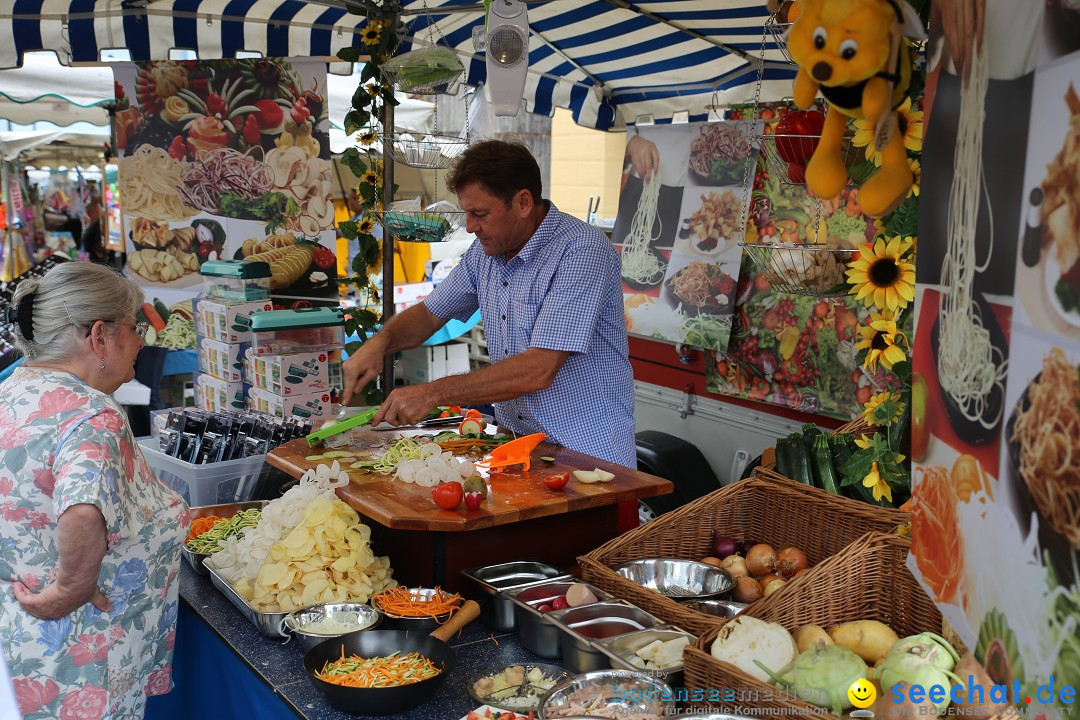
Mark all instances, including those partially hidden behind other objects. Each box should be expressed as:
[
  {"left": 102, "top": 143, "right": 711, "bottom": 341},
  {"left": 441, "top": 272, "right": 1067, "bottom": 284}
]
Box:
[{"left": 178, "top": 561, "right": 555, "bottom": 719}]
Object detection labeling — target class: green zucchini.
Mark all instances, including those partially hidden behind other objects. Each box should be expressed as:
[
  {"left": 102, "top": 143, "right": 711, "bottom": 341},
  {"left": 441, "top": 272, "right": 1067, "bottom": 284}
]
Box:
[
  {"left": 153, "top": 299, "right": 171, "bottom": 322},
  {"left": 812, "top": 434, "right": 841, "bottom": 495},
  {"left": 889, "top": 402, "right": 910, "bottom": 456},
  {"left": 786, "top": 432, "right": 813, "bottom": 486},
  {"left": 802, "top": 423, "right": 822, "bottom": 445},
  {"left": 775, "top": 437, "right": 792, "bottom": 479},
  {"left": 830, "top": 432, "right": 855, "bottom": 470}
]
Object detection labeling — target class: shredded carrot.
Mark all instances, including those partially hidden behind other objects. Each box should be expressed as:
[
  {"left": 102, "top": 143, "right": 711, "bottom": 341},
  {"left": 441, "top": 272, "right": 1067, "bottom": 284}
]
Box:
[
  {"left": 373, "top": 586, "right": 463, "bottom": 623},
  {"left": 315, "top": 646, "right": 441, "bottom": 688},
  {"left": 185, "top": 515, "right": 223, "bottom": 543}
]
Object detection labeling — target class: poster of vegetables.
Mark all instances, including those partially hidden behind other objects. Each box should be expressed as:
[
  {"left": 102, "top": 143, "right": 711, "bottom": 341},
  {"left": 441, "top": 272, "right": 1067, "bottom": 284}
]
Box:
[
  {"left": 112, "top": 58, "right": 339, "bottom": 304},
  {"left": 617, "top": 121, "right": 758, "bottom": 352}
]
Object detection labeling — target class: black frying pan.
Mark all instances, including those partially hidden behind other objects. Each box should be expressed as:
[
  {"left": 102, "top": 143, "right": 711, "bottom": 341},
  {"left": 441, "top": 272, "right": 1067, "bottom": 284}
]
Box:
[{"left": 303, "top": 600, "right": 480, "bottom": 715}]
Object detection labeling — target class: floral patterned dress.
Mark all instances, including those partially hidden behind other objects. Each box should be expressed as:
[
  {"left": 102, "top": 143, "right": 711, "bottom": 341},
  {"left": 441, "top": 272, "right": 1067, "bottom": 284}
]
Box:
[{"left": 0, "top": 368, "right": 190, "bottom": 720}]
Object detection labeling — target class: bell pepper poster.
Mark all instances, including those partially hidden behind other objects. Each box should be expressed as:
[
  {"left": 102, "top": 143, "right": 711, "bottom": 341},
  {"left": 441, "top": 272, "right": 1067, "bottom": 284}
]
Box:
[
  {"left": 906, "top": 18, "right": 1080, "bottom": 718},
  {"left": 112, "top": 59, "right": 339, "bottom": 311},
  {"left": 615, "top": 120, "right": 759, "bottom": 353}
]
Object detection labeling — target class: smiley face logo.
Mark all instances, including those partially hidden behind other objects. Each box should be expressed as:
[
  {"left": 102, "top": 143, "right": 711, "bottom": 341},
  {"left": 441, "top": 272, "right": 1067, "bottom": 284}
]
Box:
[{"left": 848, "top": 678, "right": 876, "bottom": 709}]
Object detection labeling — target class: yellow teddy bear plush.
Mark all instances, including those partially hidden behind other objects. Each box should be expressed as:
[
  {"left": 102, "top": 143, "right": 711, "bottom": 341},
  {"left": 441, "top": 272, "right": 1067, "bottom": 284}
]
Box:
[{"left": 787, "top": 0, "right": 921, "bottom": 217}]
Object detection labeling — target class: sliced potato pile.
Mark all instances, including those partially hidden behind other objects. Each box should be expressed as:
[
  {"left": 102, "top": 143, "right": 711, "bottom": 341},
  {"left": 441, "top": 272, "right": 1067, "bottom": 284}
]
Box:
[{"left": 234, "top": 496, "right": 396, "bottom": 612}]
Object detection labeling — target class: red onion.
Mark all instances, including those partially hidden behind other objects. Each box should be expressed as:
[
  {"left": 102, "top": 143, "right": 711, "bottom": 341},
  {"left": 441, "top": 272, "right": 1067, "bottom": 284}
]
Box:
[
  {"left": 739, "top": 539, "right": 759, "bottom": 556},
  {"left": 712, "top": 532, "right": 738, "bottom": 558}
]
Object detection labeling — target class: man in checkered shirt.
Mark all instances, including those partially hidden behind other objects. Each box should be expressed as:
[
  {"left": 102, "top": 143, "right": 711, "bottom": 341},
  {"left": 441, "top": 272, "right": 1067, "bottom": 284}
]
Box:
[{"left": 342, "top": 140, "right": 635, "bottom": 467}]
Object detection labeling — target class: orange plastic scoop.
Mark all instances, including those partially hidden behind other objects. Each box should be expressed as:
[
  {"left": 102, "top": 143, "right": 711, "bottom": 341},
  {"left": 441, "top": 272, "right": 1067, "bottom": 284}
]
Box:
[{"left": 474, "top": 433, "right": 547, "bottom": 472}]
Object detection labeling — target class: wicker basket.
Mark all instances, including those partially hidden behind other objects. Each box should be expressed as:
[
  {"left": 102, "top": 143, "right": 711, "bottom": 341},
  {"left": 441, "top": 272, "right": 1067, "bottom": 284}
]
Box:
[
  {"left": 683, "top": 532, "right": 938, "bottom": 717},
  {"left": 763, "top": 417, "right": 878, "bottom": 471},
  {"left": 578, "top": 475, "right": 908, "bottom": 635}
]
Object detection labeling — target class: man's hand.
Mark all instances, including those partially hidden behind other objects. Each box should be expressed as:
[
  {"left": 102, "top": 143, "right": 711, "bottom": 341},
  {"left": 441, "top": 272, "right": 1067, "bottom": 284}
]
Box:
[
  {"left": 931, "top": 0, "right": 985, "bottom": 86},
  {"left": 372, "top": 384, "right": 441, "bottom": 426},
  {"left": 625, "top": 135, "right": 660, "bottom": 183},
  {"left": 12, "top": 580, "right": 112, "bottom": 620},
  {"left": 341, "top": 339, "right": 386, "bottom": 405}
]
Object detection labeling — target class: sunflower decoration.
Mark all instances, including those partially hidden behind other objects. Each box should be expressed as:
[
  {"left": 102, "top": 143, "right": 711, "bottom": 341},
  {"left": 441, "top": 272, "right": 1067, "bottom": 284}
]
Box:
[
  {"left": 907, "top": 158, "right": 921, "bottom": 198},
  {"left": 361, "top": 22, "right": 383, "bottom": 46},
  {"left": 361, "top": 167, "right": 380, "bottom": 186},
  {"left": 856, "top": 309, "right": 909, "bottom": 371},
  {"left": 358, "top": 129, "right": 378, "bottom": 146},
  {"left": 853, "top": 96, "right": 925, "bottom": 167},
  {"left": 846, "top": 235, "right": 915, "bottom": 312},
  {"left": 862, "top": 390, "right": 905, "bottom": 427},
  {"left": 357, "top": 216, "right": 376, "bottom": 234},
  {"left": 863, "top": 462, "right": 894, "bottom": 503}
]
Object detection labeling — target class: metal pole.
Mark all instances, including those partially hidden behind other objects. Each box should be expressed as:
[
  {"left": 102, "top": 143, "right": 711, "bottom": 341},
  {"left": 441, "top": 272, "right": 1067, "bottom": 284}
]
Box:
[{"left": 379, "top": 15, "right": 397, "bottom": 397}]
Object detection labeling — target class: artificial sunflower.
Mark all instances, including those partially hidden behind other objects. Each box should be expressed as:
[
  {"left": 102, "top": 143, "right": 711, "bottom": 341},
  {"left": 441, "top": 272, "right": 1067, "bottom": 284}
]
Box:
[
  {"left": 845, "top": 236, "right": 915, "bottom": 312},
  {"left": 358, "top": 129, "right": 378, "bottom": 146},
  {"left": 361, "top": 168, "right": 380, "bottom": 185},
  {"left": 852, "top": 117, "right": 882, "bottom": 166},
  {"left": 897, "top": 97, "right": 924, "bottom": 154},
  {"left": 855, "top": 309, "right": 908, "bottom": 371},
  {"left": 357, "top": 216, "right": 376, "bottom": 234},
  {"left": 863, "top": 462, "right": 894, "bottom": 503},
  {"left": 907, "top": 158, "right": 921, "bottom": 198},
  {"left": 862, "top": 390, "right": 905, "bottom": 427},
  {"left": 361, "top": 24, "right": 382, "bottom": 46}
]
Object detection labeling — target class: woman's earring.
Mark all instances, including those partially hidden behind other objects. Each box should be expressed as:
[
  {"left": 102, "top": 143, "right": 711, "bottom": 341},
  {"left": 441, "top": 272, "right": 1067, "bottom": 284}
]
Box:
[{"left": 99, "top": 358, "right": 106, "bottom": 371}]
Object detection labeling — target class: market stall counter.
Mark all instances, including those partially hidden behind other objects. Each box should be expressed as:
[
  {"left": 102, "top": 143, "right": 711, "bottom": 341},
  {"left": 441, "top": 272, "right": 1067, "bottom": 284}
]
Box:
[
  {"left": 266, "top": 431, "right": 674, "bottom": 593},
  {"left": 158, "top": 560, "right": 546, "bottom": 720}
]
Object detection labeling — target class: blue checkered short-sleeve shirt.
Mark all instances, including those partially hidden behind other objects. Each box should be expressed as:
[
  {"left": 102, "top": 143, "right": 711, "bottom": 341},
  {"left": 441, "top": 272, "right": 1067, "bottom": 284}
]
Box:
[{"left": 424, "top": 203, "right": 636, "bottom": 467}]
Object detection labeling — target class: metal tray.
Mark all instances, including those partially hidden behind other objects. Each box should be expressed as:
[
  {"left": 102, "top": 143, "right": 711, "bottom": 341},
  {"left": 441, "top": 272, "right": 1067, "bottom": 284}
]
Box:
[
  {"left": 506, "top": 581, "right": 610, "bottom": 659},
  {"left": 460, "top": 561, "right": 571, "bottom": 632},
  {"left": 593, "top": 626, "right": 697, "bottom": 686},
  {"left": 182, "top": 500, "right": 268, "bottom": 576},
  {"left": 203, "top": 557, "right": 292, "bottom": 638},
  {"left": 546, "top": 601, "right": 665, "bottom": 674}
]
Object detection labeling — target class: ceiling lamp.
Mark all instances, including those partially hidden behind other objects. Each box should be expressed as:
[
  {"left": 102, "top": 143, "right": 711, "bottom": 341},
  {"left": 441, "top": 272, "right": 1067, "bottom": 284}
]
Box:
[{"left": 484, "top": 0, "right": 529, "bottom": 117}]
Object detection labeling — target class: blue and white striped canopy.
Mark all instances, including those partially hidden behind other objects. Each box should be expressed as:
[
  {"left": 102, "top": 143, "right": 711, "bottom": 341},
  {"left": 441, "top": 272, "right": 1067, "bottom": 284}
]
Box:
[{"left": 0, "top": 0, "right": 796, "bottom": 130}]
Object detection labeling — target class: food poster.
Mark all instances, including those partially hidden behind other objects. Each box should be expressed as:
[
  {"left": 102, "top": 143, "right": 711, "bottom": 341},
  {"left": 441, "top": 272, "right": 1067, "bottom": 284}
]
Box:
[
  {"left": 112, "top": 58, "right": 339, "bottom": 308},
  {"left": 907, "top": 34, "right": 1080, "bottom": 716},
  {"left": 616, "top": 121, "right": 758, "bottom": 352}
]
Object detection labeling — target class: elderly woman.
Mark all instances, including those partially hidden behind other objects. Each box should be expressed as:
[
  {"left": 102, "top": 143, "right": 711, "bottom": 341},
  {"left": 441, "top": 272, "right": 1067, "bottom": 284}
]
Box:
[{"left": 0, "top": 262, "right": 189, "bottom": 719}]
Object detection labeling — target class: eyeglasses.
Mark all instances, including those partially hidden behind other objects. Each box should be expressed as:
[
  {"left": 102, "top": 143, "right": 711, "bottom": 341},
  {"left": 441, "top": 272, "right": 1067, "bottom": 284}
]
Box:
[{"left": 86, "top": 320, "right": 149, "bottom": 340}]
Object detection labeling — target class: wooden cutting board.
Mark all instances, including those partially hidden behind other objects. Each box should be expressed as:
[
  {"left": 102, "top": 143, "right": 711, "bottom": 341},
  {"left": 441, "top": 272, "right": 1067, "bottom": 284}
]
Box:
[{"left": 267, "top": 432, "right": 673, "bottom": 532}]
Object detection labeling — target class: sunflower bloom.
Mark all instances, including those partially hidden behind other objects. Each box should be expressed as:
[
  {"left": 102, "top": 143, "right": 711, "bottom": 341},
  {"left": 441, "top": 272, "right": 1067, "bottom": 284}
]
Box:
[
  {"left": 358, "top": 130, "right": 377, "bottom": 146},
  {"left": 863, "top": 462, "right": 893, "bottom": 503},
  {"left": 854, "top": 434, "right": 872, "bottom": 450},
  {"left": 907, "top": 158, "right": 921, "bottom": 198},
  {"left": 852, "top": 117, "right": 882, "bottom": 166},
  {"left": 358, "top": 216, "right": 376, "bottom": 234},
  {"left": 361, "top": 25, "right": 382, "bottom": 46},
  {"left": 855, "top": 309, "right": 909, "bottom": 371},
  {"left": 361, "top": 169, "right": 379, "bottom": 185},
  {"left": 845, "top": 236, "right": 916, "bottom": 312},
  {"left": 862, "top": 390, "right": 904, "bottom": 426},
  {"left": 897, "top": 97, "right": 924, "bottom": 153}
]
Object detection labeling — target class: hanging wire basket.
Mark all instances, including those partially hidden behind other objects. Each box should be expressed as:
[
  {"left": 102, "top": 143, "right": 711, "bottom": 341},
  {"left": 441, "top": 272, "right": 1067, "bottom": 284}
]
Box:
[
  {"left": 379, "top": 132, "right": 467, "bottom": 170},
  {"left": 757, "top": 132, "right": 879, "bottom": 187},
  {"left": 373, "top": 208, "right": 465, "bottom": 243},
  {"left": 764, "top": 13, "right": 794, "bottom": 63},
  {"left": 740, "top": 240, "right": 859, "bottom": 297},
  {"left": 382, "top": 47, "right": 466, "bottom": 95}
]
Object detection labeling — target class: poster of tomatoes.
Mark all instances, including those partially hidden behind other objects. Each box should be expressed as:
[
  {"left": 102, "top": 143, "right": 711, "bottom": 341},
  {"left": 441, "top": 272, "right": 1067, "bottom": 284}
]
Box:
[{"left": 112, "top": 58, "right": 338, "bottom": 303}]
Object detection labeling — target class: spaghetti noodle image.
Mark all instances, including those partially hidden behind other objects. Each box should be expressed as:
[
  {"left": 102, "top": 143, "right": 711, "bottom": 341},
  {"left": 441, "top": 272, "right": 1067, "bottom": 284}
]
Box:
[
  {"left": 936, "top": 48, "right": 1008, "bottom": 431},
  {"left": 619, "top": 172, "right": 666, "bottom": 286},
  {"left": 665, "top": 260, "right": 736, "bottom": 313},
  {"left": 1010, "top": 348, "right": 1080, "bottom": 549},
  {"left": 118, "top": 144, "right": 197, "bottom": 222},
  {"left": 910, "top": 465, "right": 965, "bottom": 604}
]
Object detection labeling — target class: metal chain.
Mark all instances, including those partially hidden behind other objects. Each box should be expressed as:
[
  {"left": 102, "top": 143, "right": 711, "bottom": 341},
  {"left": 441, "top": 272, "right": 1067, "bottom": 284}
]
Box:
[{"left": 738, "top": 2, "right": 772, "bottom": 249}]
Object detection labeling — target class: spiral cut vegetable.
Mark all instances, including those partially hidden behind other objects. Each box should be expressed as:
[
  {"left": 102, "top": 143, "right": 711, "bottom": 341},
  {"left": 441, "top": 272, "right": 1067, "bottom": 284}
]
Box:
[
  {"left": 185, "top": 508, "right": 262, "bottom": 554},
  {"left": 350, "top": 437, "right": 427, "bottom": 474},
  {"left": 316, "top": 649, "right": 442, "bottom": 688}
]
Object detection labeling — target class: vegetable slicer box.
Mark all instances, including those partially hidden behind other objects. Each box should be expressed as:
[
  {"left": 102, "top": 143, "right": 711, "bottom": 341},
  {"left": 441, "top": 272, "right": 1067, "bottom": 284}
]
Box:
[
  {"left": 246, "top": 387, "right": 334, "bottom": 420},
  {"left": 196, "top": 336, "right": 250, "bottom": 383},
  {"left": 137, "top": 437, "right": 268, "bottom": 507},
  {"left": 248, "top": 307, "right": 345, "bottom": 356},
  {"left": 193, "top": 371, "right": 248, "bottom": 413},
  {"left": 243, "top": 347, "right": 342, "bottom": 397},
  {"left": 192, "top": 297, "right": 273, "bottom": 344}
]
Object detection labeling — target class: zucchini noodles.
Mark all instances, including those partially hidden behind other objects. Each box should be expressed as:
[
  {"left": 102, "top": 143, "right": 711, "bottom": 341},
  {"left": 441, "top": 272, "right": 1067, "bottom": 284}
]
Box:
[
  {"left": 620, "top": 172, "right": 666, "bottom": 285},
  {"left": 937, "top": 48, "right": 1007, "bottom": 428},
  {"left": 118, "top": 144, "right": 196, "bottom": 222}
]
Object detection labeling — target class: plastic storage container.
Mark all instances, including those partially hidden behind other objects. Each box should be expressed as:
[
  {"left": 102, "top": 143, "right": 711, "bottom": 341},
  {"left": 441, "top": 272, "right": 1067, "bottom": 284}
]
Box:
[
  {"left": 193, "top": 297, "right": 274, "bottom": 344},
  {"left": 249, "top": 307, "right": 345, "bottom": 356},
  {"left": 200, "top": 260, "right": 271, "bottom": 301},
  {"left": 138, "top": 437, "right": 269, "bottom": 506}
]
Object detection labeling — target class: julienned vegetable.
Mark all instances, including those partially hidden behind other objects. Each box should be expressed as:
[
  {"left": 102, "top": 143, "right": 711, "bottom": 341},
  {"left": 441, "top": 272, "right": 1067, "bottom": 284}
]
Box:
[
  {"left": 756, "top": 642, "right": 867, "bottom": 715},
  {"left": 709, "top": 616, "right": 798, "bottom": 682}
]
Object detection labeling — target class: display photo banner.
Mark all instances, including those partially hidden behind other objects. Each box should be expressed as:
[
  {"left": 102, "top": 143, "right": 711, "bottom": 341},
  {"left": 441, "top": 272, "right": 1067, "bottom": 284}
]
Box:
[
  {"left": 616, "top": 121, "right": 759, "bottom": 353},
  {"left": 113, "top": 58, "right": 339, "bottom": 311}
]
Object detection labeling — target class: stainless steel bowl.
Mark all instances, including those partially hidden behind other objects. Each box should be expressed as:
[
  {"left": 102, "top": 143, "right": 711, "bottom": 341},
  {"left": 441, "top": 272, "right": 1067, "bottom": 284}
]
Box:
[
  {"left": 614, "top": 558, "right": 735, "bottom": 600},
  {"left": 467, "top": 662, "right": 573, "bottom": 713},
  {"left": 678, "top": 598, "right": 747, "bottom": 619},
  {"left": 283, "top": 602, "right": 382, "bottom": 653},
  {"left": 538, "top": 669, "right": 674, "bottom": 719},
  {"left": 372, "top": 587, "right": 460, "bottom": 633}
]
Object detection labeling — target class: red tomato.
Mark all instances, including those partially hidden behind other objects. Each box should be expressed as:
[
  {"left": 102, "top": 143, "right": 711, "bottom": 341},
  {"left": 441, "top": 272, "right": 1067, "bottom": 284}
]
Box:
[
  {"left": 432, "top": 482, "right": 463, "bottom": 510},
  {"left": 543, "top": 471, "right": 569, "bottom": 490},
  {"left": 786, "top": 161, "right": 807, "bottom": 184}
]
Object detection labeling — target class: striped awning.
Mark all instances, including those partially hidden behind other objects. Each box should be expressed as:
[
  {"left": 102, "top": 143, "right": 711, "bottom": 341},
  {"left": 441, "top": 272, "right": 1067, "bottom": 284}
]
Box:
[{"left": 1, "top": 0, "right": 797, "bottom": 130}]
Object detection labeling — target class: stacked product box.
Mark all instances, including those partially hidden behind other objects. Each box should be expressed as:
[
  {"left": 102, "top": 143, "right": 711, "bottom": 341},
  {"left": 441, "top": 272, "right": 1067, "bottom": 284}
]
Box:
[
  {"left": 244, "top": 307, "right": 345, "bottom": 421},
  {"left": 192, "top": 261, "right": 273, "bottom": 414}
]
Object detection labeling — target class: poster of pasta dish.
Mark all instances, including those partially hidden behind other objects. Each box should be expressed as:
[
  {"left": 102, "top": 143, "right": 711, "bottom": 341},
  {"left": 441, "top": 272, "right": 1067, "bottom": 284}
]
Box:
[
  {"left": 615, "top": 121, "right": 758, "bottom": 352},
  {"left": 112, "top": 58, "right": 339, "bottom": 307}
]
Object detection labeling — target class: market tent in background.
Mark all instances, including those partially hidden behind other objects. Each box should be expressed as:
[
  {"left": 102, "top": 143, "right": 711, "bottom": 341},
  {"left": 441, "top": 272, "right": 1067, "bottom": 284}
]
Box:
[
  {"left": 0, "top": 53, "right": 114, "bottom": 127},
  {"left": 0, "top": 129, "right": 109, "bottom": 166},
  {"left": 0, "top": 1, "right": 796, "bottom": 129}
]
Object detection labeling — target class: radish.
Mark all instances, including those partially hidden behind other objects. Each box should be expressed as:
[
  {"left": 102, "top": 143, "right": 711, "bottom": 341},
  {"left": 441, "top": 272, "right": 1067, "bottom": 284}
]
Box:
[{"left": 458, "top": 418, "right": 484, "bottom": 437}]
